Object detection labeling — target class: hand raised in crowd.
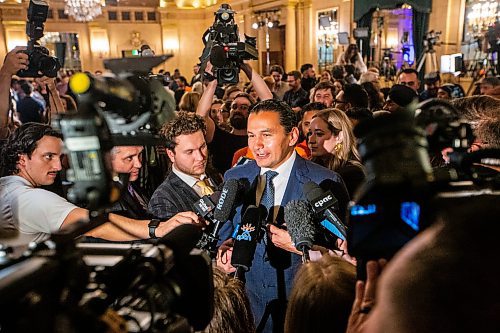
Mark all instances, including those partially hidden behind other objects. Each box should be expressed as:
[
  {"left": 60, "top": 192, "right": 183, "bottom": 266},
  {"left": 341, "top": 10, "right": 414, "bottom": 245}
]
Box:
[
  {"left": 216, "top": 238, "right": 236, "bottom": 273},
  {"left": 346, "top": 259, "right": 387, "bottom": 333},
  {"left": 155, "top": 211, "right": 203, "bottom": 237},
  {"left": 267, "top": 224, "right": 301, "bottom": 255},
  {"left": 35, "top": 76, "right": 57, "bottom": 93},
  {"left": 1, "top": 46, "right": 29, "bottom": 75}
]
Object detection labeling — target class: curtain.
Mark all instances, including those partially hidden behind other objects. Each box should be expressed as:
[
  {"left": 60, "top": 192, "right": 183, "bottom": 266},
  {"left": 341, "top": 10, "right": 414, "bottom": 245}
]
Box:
[
  {"left": 354, "top": 1, "right": 432, "bottom": 21},
  {"left": 412, "top": 9, "right": 430, "bottom": 80},
  {"left": 356, "top": 10, "right": 374, "bottom": 63}
]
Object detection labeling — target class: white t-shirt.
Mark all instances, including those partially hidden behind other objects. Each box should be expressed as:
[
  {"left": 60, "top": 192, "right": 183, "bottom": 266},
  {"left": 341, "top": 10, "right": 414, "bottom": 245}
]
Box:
[{"left": 0, "top": 175, "right": 77, "bottom": 248}]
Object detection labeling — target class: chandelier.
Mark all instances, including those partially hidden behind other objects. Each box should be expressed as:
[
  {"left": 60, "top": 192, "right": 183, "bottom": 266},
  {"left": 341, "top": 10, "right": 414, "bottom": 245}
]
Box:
[
  {"left": 174, "top": 0, "right": 217, "bottom": 9},
  {"left": 64, "top": 0, "right": 104, "bottom": 22}
]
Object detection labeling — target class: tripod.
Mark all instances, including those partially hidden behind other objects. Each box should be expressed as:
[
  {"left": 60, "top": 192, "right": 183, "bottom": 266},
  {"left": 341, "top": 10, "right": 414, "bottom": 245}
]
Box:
[{"left": 416, "top": 43, "right": 439, "bottom": 74}]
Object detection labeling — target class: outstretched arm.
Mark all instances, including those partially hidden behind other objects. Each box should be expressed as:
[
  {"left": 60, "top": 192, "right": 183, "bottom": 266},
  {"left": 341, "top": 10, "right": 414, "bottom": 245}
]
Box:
[
  {"left": 240, "top": 63, "right": 273, "bottom": 100},
  {"left": 0, "top": 47, "right": 28, "bottom": 136},
  {"left": 196, "top": 62, "right": 217, "bottom": 143}
]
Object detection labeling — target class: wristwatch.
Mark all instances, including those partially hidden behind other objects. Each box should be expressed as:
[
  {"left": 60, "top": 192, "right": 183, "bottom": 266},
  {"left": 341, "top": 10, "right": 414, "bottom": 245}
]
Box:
[{"left": 148, "top": 219, "right": 161, "bottom": 239}]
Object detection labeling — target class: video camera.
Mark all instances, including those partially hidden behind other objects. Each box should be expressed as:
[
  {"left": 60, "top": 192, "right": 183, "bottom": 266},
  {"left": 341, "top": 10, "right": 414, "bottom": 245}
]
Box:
[
  {"left": 0, "top": 225, "right": 213, "bottom": 332},
  {"left": 348, "top": 101, "right": 499, "bottom": 278},
  {"left": 17, "top": 0, "right": 61, "bottom": 78},
  {"left": 423, "top": 30, "right": 442, "bottom": 50},
  {"left": 200, "top": 4, "right": 258, "bottom": 84},
  {"left": 52, "top": 55, "right": 176, "bottom": 210}
]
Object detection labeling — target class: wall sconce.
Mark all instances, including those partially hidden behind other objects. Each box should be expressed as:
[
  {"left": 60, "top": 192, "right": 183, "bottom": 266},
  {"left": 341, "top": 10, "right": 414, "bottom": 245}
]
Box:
[
  {"left": 5, "top": 30, "right": 27, "bottom": 51},
  {"left": 163, "top": 38, "right": 179, "bottom": 54},
  {"left": 90, "top": 29, "right": 110, "bottom": 58}
]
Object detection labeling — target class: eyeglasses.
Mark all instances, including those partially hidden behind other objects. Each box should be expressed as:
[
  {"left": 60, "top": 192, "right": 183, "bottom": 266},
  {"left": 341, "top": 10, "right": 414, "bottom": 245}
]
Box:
[{"left": 231, "top": 104, "right": 250, "bottom": 111}]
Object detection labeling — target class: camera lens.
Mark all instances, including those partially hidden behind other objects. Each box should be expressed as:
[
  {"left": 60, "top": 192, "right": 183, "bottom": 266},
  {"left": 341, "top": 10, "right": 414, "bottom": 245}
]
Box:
[
  {"left": 40, "top": 56, "right": 61, "bottom": 77},
  {"left": 217, "top": 68, "right": 239, "bottom": 84}
]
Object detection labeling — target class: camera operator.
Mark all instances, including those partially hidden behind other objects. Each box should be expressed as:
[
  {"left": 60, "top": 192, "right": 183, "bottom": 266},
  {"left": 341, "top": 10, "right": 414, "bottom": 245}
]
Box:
[
  {"left": 108, "top": 145, "right": 151, "bottom": 219},
  {"left": 196, "top": 62, "right": 272, "bottom": 174},
  {"left": 346, "top": 196, "right": 500, "bottom": 333},
  {"left": 0, "top": 47, "right": 29, "bottom": 138},
  {"left": 0, "top": 123, "right": 200, "bottom": 250}
]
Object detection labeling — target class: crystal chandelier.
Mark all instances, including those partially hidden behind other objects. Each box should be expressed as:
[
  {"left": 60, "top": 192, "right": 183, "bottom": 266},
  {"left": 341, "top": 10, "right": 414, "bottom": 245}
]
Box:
[{"left": 64, "top": 0, "right": 104, "bottom": 22}]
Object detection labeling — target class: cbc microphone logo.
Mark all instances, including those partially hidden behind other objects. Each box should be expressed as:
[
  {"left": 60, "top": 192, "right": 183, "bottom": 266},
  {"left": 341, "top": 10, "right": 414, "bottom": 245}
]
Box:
[
  {"left": 314, "top": 195, "right": 333, "bottom": 208},
  {"left": 236, "top": 224, "right": 255, "bottom": 241}
]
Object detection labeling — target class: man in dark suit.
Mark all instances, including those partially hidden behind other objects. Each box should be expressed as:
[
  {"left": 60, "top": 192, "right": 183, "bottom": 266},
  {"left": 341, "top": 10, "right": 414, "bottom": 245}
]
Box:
[
  {"left": 108, "top": 145, "right": 150, "bottom": 219},
  {"left": 148, "top": 112, "right": 221, "bottom": 220},
  {"left": 218, "top": 100, "right": 349, "bottom": 333}
]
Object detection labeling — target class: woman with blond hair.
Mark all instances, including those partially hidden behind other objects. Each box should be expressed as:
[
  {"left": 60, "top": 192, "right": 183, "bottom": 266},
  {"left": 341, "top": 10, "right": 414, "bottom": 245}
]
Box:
[
  {"left": 308, "top": 108, "right": 365, "bottom": 197},
  {"left": 285, "top": 255, "right": 356, "bottom": 333},
  {"left": 178, "top": 91, "right": 201, "bottom": 113}
]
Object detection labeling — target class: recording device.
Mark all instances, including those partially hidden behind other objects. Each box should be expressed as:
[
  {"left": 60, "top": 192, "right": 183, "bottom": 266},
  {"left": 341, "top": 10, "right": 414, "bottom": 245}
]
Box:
[
  {"left": 348, "top": 112, "right": 432, "bottom": 277},
  {"left": 231, "top": 205, "right": 265, "bottom": 281},
  {"left": 196, "top": 179, "right": 245, "bottom": 256},
  {"left": 424, "top": 30, "right": 441, "bottom": 48},
  {"left": 284, "top": 200, "right": 315, "bottom": 263},
  {"left": 0, "top": 225, "right": 213, "bottom": 332},
  {"left": 199, "top": 4, "right": 258, "bottom": 84},
  {"left": 348, "top": 103, "right": 499, "bottom": 279},
  {"left": 303, "top": 181, "right": 348, "bottom": 241},
  {"left": 17, "top": 0, "right": 61, "bottom": 78},
  {"left": 52, "top": 56, "right": 176, "bottom": 210}
]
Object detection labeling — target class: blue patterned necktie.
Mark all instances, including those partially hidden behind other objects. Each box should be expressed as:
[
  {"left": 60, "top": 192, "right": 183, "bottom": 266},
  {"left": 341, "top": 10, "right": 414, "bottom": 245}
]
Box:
[{"left": 260, "top": 170, "right": 278, "bottom": 222}]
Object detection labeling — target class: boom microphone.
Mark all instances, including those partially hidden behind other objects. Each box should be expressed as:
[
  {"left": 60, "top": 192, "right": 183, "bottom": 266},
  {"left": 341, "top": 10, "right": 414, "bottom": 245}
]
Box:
[
  {"left": 284, "top": 200, "right": 315, "bottom": 263},
  {"left": 304, "top": 182, "right": 348, "bottom": 240},
  {"left": 231, "top": 205, "right": 264, "bottom": 281}
]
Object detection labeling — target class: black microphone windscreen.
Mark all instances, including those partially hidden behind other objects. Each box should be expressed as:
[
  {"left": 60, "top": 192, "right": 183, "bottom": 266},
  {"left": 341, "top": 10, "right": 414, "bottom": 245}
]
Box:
[
  {"left": 284, "top": 200, "right": 315, "bottom": 251},
  {"left": 157, "top": 224, "right": 202, "bottom": 257},
  {"left": 213, "top": 179, "right": 240, "bottom": 222},
  {"left": 231, "top": 205, "right": 263, "bottom": 270},
  {"left": 303, "top": 181, "right": 324, "bottom": 202}
]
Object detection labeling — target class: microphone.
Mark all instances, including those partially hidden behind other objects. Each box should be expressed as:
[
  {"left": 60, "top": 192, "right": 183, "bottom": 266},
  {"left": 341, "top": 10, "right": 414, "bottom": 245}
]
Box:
[
  {"left": 284, "top": 200, "right": 315, "bottom": 263},
  {"left": 192, "top": 191, "right": 220, "bottom": 223},
  {"left": 303, "top": 182, "right": 348, "bottom": 241},
  {"left": 231, "top": 205, "right": 264, "bottom": 281}
]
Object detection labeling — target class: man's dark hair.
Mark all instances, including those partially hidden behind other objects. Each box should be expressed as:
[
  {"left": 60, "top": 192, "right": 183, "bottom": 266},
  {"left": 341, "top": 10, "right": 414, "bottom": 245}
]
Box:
[
  {"left": 343, "top": 84, "right": 369, "bottom": 108},
  {"left": 344, "top": 64, "right": 356, "bottom": 76},
  {"left": 313, "top": 81, "right": 336, "bottom": 97},
  {"left": 0, "top": 123, "right": 63, "bottom": 176},
  {"left": 250, "top": 99, "right": 298, "bottom": 134},
  {"left": 331, "top": 65, "right": 345, "bottom": 80},
  {"left": 232, "top": 92, "right": 257, "bottom": 107},
  {"left": 20, "top": 82, "right": 33, "bottom": 96},
  {"left": 160, "top": 111, "right": 206, "bottom": 150},
  {"left": 177, "top": 76, "right": 188, "bottom": 86},
  {"left": 299, "top": 102, "right": 327, "bottom": 122},
  {"left": 300, "top": 63, "right": 313, "bottom": 74},
  {"left": 270, "top": 65, "right": 284, "bottom": 75},
  {"left": 287, "top": 71, "right": 302, "bottom": 80},
  {"left": 397, "top": 68, "right": 418, "bottom": 79}
]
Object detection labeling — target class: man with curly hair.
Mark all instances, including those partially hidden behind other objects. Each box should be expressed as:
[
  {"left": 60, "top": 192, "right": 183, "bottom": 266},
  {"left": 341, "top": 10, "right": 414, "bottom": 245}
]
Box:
[
  {"left": 148, "top": 112, "right": 222, "bottom": 220},
  {"left": 0, "top": 123, "right": 200, "bottom": 252}
]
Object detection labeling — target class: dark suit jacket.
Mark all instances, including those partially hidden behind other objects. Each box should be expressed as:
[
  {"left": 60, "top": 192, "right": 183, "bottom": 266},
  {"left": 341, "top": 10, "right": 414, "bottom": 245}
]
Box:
[
  {"left": 148, "top": 172, "right": 201, "bottom": 220},
  {"left": 220, "top": 155, "right": 349, "bottom": 333},
  {"left": 108, "top": 182, "right": 150, "bottom": 220}
]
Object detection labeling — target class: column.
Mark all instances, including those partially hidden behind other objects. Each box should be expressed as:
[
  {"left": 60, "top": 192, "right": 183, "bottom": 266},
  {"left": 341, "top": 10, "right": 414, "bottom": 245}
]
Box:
[{"left": 285, "top": 1, "right": 297, "bottom": 71}]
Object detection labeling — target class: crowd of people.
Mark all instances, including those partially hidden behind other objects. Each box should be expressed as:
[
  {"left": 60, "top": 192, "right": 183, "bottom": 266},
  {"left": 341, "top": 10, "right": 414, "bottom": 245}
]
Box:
[{"left": 0, "top": 42, "right": 499, "bottom": 333}]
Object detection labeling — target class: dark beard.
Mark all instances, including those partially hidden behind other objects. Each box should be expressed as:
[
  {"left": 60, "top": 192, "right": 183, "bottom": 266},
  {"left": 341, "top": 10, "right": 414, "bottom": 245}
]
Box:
[{"left": 229, "top": 114, "right": 248, "bottom": 130}]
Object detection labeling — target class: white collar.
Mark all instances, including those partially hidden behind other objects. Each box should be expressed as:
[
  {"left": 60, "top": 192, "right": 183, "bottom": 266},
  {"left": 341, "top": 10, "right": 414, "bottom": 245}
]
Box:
[
  {"left": 172, "top": 165, "right": 207, "bottom": 187},
  {"left": 259, "top": 150, "right": 297, "bottom": 176}
]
